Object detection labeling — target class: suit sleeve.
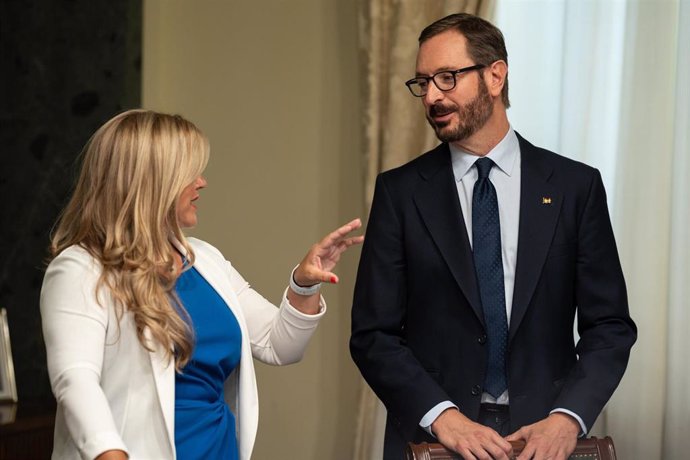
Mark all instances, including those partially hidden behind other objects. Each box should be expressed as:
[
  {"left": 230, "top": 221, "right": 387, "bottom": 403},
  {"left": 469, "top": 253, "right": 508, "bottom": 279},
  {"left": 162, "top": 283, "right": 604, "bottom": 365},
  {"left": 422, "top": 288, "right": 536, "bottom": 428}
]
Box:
[
  {"left": 553, "top": 170, "right": 637, "bottom": 428},
  {"left": 350, "top": 174, "right": 451, "bottom": 437}
]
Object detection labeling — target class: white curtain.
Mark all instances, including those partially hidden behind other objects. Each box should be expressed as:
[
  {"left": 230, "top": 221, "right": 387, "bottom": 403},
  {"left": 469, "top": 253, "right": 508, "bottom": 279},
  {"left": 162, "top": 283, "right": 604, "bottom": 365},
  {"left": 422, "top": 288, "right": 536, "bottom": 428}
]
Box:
[
  {"left": 663, "top": 5, "right": 690, "bottom": 454},
  {"left": 495, "top": 1, "right": 690, "bottom": 458}
]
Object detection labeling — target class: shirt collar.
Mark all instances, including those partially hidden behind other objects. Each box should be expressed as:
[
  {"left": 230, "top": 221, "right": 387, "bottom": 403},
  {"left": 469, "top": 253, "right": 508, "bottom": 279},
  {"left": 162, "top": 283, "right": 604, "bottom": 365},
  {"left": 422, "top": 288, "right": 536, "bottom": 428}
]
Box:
[{"left": 449, "top": 126, "right": 519, "bottom": 181}]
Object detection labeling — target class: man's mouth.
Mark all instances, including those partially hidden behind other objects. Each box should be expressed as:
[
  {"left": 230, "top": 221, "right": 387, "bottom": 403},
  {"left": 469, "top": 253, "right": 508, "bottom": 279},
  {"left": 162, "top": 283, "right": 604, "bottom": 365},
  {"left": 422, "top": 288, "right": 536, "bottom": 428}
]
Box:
[{"left": 429, "top": 104, "right": 457, "bottom": 122}]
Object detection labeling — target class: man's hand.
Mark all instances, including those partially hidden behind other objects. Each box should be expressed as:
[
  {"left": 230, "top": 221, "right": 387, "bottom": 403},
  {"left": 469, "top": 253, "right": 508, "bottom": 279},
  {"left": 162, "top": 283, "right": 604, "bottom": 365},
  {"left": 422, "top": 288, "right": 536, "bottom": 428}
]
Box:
[
  {"left": 432, "top": 408, "right": 513, "bottom": 460},
  {"left": 505, "top": 412, "right": 579, "bottom": 460}
]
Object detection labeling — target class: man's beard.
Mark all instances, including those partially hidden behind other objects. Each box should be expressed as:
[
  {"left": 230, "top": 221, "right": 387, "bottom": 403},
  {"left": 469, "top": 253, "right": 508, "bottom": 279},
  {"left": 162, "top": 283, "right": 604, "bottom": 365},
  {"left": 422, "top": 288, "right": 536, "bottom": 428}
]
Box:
[{"left": 426, "top": 78, "right": 494, "bottom": 143}]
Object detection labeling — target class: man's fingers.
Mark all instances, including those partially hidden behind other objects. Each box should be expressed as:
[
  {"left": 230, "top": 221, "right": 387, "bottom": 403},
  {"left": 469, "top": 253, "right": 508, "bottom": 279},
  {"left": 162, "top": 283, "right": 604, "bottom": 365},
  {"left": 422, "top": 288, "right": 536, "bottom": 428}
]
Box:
[
  {"left": 483, "top": 443, "right": 511, "bottom": 460},
  {"left": 516, "top": 441, "right": 537, "bottom": 460},
  {"left": 432, "top": 409, "right": 514, "bottom": 460},
  {"left": 454, "top": 440, "right": 486, "bottom": 460},
  {"left": 505, "top": 427, "right": 527, "bottom": 442},
  {"left": 448, "top": 431, "right": 511, "bottom": 460},
  {"left": 517, "top": 437, "right": 568, "bottom": 460},
  {"left": 456, "top": 447, "right": 479, "bottom": 460},
  {"left": 487, "top": 433, "right": 513, "bottom": 460},
  {"left": 466, "top": 438, "right": 508, "bottom": 460}
]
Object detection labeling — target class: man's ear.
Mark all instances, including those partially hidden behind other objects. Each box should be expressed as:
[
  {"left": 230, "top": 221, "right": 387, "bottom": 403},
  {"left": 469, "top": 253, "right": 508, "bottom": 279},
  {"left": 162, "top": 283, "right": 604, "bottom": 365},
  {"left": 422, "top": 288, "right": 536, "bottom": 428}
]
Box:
[{"left": 485, "top": 60, "right": 508, "bottom": 98}]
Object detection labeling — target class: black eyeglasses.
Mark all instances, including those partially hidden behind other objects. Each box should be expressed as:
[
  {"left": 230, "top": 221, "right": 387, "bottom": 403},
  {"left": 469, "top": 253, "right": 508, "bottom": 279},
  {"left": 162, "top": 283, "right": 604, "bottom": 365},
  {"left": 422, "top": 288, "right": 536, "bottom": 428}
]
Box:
[{"left": 405, "top": 64, "right": 485, "bottom": 97}]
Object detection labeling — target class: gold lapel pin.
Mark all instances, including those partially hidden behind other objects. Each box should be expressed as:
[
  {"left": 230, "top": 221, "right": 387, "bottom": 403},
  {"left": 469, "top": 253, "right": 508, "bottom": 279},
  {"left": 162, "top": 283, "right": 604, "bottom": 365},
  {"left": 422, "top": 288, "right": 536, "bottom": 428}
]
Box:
[{"left": 542, "top": 197, "right": 552, "bottom": 204}]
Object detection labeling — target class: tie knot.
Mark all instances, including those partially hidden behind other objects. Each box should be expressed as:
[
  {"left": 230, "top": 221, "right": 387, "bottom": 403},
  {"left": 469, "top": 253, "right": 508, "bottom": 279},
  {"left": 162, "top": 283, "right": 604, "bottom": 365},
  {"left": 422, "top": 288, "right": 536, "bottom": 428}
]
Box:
[{"left": 475, "top": 157, "right": 494, "bottom": 179}]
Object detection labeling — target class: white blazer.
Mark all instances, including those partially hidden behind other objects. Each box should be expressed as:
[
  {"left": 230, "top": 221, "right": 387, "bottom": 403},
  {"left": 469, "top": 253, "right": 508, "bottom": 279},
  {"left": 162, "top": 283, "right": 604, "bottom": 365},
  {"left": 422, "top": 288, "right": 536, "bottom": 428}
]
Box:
[{"left": 40, "top": 238, "right": 326, "bottom": 460}]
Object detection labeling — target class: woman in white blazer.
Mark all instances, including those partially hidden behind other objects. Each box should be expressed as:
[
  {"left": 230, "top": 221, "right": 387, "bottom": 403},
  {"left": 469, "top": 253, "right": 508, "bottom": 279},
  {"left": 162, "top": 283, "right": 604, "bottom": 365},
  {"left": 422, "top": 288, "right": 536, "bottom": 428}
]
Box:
[{"left": 40, "top": 109, "right": 362, "bottom": 460}]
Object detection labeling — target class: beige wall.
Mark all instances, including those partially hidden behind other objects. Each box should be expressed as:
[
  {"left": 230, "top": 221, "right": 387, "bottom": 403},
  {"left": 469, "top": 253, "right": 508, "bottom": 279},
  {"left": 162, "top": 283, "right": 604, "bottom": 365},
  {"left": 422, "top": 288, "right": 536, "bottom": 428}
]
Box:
[{"left": 143, "top": 1, "right": 363, "bottom": 458}]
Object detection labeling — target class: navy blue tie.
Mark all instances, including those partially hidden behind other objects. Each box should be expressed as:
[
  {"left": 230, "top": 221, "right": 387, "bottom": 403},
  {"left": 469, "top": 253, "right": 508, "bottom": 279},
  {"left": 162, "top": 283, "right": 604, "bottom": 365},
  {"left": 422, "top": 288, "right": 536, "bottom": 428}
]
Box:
[{"left": 472, "top": 157, "right": 508, "bottom": 398}]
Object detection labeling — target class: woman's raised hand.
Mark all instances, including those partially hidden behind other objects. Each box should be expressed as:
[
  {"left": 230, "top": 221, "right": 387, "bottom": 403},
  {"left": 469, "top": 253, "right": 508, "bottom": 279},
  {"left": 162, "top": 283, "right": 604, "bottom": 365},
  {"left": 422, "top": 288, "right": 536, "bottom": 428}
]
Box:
[{"left": 293, "top": 218, "right": 364, "bottom": 287}]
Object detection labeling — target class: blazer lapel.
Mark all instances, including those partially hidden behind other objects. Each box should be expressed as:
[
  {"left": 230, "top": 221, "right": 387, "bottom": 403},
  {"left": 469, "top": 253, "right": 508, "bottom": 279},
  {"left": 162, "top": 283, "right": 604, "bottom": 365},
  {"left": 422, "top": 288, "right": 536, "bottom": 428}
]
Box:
[
  {"left": 146, "top": 329, "right": 176, "bottom": 458},
  {"left": 172, "top": 240, "right": 259, "bottom": 459},
  {"left": 153, "top": 238, "right": 255, "bottom": 458},
  {"left": 413, "top": 145, "right": 484, "bottom": 324},
  {"left": 509, "top": 135, "right": 562, "bottom": 342}
]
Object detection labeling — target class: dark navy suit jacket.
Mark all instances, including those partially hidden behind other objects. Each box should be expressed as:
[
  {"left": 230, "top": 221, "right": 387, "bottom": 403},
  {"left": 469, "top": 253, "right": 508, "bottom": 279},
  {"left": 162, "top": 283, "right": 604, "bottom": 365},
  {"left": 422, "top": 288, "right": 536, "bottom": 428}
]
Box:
[{"left": 350, "top": 133, "right": 637, "bottom": 459}]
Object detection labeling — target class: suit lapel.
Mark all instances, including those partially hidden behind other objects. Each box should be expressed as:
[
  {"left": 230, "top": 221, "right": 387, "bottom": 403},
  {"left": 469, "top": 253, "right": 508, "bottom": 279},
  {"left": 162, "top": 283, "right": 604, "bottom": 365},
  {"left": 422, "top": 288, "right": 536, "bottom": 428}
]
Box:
[
  {"left": 509, "top": 134, "right": 562, "bottom": 342},
  {"left": 413, "top": 145, "right": 484, "bottom": 325}
]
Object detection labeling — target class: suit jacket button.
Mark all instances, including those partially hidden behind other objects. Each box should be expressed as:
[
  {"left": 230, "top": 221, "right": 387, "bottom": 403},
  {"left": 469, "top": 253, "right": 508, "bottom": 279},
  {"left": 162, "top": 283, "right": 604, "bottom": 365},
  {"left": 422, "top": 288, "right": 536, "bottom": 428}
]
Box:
[
  {"left": 478, "top": 335, "right": 487, "bottom": 345},
  {"left": 471, "top": 385, "right": 481, "bottom": 396}
]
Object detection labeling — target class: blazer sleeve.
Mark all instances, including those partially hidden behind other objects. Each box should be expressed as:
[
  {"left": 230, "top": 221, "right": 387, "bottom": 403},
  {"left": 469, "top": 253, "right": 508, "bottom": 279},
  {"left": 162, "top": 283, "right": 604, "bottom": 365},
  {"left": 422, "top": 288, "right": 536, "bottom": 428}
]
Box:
[
  {"left": 192, "top": 239, "right": 326, "bottom": 366},
  {"left": 40, "top": 249, "right": 129, "bottom": 460},
  {"left": 350, "top": 174, "right": 452, "bottom": 436},
  {"left": 554, "top": 170, "right": 637, "bottom": 428},
  {"left": 229, "top": 264, "right": 326, "bottom": 365}
]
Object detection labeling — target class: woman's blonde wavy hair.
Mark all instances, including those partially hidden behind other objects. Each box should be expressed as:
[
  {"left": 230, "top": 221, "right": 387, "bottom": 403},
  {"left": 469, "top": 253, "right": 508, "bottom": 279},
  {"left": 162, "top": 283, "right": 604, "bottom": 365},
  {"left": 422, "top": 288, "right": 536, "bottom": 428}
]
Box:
[{"left": 50, "top": 109, "right": 210, "bottom": 371}]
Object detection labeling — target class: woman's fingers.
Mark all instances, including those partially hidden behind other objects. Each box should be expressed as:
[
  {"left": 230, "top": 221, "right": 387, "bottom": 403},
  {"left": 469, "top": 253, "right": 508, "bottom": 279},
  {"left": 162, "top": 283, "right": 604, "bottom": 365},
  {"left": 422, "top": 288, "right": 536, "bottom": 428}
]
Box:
[
  {"left": 319, "top": 218, "right": 362, "bottom": 248},
  {"left": 295, "top": 219, "right": 364, "bottom": 286}
]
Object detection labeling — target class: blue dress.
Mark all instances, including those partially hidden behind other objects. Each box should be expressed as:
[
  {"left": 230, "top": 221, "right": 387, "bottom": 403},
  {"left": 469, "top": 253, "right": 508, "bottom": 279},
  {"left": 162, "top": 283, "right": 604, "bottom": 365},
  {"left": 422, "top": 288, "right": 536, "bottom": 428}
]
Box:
[{"left": 175, "top": 266, "right": 242, "bottom": 460}]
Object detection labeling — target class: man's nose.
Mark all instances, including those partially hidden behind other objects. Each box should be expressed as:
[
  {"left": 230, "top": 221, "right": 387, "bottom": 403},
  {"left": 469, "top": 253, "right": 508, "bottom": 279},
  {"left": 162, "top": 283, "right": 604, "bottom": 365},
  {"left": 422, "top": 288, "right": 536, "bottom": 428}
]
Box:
[{"left": 423, "top": 80, "right": 444, "bottom": 106}]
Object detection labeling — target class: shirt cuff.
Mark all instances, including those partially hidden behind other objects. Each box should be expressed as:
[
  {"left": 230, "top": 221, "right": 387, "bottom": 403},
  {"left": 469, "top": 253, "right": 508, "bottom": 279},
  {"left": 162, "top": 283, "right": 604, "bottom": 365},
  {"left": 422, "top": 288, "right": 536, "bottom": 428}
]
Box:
[
  {"left": 419, "top": 401, "right": 458, "bottom": 436},
  {"left": 550, "top": 408, "right": 587, "bottom": 437}
]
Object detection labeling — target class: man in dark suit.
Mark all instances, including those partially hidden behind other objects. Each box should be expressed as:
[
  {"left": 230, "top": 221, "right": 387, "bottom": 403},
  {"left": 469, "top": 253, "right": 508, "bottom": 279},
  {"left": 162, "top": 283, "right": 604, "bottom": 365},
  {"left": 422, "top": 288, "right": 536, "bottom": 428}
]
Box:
[{"left": 350, "top": 13, "right": 636, "bottom": 460}]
